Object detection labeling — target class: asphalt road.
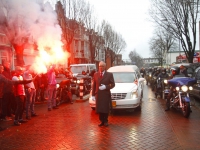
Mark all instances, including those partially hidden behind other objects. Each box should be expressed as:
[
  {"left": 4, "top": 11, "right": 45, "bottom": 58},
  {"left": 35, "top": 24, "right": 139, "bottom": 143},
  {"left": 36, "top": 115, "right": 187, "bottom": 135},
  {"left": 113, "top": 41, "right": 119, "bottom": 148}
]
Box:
[{"left": 0, "top": 84, "right": 200, "bottom": 150}]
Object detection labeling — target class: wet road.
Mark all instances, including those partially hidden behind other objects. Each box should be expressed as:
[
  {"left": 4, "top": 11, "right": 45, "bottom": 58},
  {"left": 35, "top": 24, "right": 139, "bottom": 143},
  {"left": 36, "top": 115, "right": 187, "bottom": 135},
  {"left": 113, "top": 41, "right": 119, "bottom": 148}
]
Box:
[{"left": 0, "top": 84, "right": 200, "bottom": 150}]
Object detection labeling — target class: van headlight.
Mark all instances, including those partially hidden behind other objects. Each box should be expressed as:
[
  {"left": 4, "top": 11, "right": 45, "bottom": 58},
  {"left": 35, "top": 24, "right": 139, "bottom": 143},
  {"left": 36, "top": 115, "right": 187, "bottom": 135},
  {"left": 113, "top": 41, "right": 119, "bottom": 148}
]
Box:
[
  {"left": 181, "top": 85, "right": 188, "bottom": 92},
  {"left": 131, "top": 92, "right": 138, "bottom": 99},
  {"left": 56, "top": 84, "right": 60, "bottom": 88},
  {"left": 77, "top": 80, "right": 80, "bottom": 84}
]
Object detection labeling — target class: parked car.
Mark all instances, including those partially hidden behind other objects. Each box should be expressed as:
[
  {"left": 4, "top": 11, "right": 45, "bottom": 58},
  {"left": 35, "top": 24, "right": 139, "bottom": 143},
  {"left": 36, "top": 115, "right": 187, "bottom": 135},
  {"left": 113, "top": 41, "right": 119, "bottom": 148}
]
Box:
[{"left": 89, "top": 65, "right": 145, "bottom": 111}]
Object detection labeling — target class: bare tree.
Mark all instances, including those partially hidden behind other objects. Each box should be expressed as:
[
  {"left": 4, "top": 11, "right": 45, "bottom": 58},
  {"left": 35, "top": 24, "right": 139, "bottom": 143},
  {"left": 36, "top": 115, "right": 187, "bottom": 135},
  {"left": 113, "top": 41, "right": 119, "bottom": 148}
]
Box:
[
  {"left": 149, "top": 28, "right": 178, "bottom": 66},
  {"left": 129, "top": 49, "right": 144, "bottom": 68},
  {"left": 149, "top": 0, "right": 200, "bottom": 63},
  {"left": 99, "top": 20, "right": 126, "bottom": 66}
]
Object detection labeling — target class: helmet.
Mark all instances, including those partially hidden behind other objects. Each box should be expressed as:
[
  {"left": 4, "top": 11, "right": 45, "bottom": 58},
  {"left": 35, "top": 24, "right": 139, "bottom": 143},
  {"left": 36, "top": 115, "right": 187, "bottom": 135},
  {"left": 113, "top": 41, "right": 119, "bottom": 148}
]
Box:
[
  {"left": 180, "top": 65, "right": 185, "bottom": 69},
  {"left": 161, "top": 68, "right": 166, "bottom": 73},
  {"left": 171, "top": 68, "right": 177, "bottom": 76}
]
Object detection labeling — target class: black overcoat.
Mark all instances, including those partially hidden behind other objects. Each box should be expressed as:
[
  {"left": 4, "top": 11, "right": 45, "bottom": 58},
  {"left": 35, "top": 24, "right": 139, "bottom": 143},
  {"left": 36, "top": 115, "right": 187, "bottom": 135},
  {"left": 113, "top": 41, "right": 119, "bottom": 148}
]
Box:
[{"left": 92, "top": 71, "right": 115, "bottom": 113}]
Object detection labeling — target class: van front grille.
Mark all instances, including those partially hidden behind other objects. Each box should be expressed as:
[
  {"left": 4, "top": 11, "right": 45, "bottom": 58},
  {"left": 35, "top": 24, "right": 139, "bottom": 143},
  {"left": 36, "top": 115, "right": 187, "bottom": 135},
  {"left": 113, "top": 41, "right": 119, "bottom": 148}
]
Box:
[{"left": 111, "top": 93, "right": 127, "bottom": 100}]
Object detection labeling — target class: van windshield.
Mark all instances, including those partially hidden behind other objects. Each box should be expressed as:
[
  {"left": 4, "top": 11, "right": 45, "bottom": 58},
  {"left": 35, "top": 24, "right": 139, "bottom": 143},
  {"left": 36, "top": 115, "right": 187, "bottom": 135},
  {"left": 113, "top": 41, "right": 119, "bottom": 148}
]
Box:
[
  {"left": 112, "top": 72, "right": 136, "bottom": 83},
  {"left": 70, "top": 66, "right": 87, "bottom": 74}
]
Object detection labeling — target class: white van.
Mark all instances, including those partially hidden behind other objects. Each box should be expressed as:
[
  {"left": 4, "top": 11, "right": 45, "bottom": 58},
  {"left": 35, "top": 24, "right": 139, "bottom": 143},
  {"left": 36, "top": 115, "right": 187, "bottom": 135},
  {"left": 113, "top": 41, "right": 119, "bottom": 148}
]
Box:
[
  {"left": 69, "top": 64, "right": 96, "bottom": 77},
  {"left": 89, "top": 65, "right": 145, "bottom": 110}
]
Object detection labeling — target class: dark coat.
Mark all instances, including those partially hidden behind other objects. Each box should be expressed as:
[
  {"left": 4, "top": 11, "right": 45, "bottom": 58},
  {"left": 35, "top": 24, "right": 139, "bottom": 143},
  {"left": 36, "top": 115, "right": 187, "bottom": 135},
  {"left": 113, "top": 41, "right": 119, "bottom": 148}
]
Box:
[
  {"left": 92, "top": 71, "right": 115, "bottom": 113},
  {"left": 2, "top": 67, "right": 13, "bottom": 93}
]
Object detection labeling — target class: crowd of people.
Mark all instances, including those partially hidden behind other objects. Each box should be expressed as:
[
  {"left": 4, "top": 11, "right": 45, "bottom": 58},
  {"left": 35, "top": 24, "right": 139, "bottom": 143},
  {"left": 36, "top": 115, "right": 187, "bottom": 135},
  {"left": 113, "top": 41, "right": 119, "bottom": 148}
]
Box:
[{"left": 0, "top": 61, "right": 60, "bottom": 130}]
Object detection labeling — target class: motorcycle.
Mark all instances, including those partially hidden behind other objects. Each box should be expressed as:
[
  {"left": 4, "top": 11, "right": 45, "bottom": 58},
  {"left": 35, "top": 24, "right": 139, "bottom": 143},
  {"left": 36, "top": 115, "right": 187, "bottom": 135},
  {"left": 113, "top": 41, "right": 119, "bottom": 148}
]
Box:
[
  {"left": 56, "top": 79, "right": 72, "bottom": 105},
  {"left": 155, "top": 77, "right": 163, "bottom": 98},
  {"left": 70, "top": 75, "right": 92, "bottom": 97},
  {"left": 151, "top": 75, "right": 157, "bottom": 91},
  {"left": 168, "top": 77, "right": 196, "bottom": 118},
  {"left": 146, "top": 72, "right": 152, "bottom": 85},
  {"left": 162, "top": 79, "right": 170, "bottom": 100}
]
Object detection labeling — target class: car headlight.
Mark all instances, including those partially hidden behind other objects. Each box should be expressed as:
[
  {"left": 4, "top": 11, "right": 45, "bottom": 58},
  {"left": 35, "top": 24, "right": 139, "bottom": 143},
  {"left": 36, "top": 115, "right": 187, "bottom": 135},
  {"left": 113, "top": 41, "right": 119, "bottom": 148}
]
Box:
[
  {"left": 73, "top": 80, "right": 77, "bottom": 83},
  {"left": 131, "top": 92, "right": 138, "bottom": 99},
  {"left": 176, "top": 87, "right": 180, "bottom": 91},
  {"left": 189, "top": 86, "right": 193, "bottom": 90},
  {"left": 56, "top": 84, "right": 60, "bottom": 88},
  {"left": 164, "top": 79, "right": 168, "bottom": 84},
  {"left": 181, "top": 85, "right": 188, "bottom": 92}
]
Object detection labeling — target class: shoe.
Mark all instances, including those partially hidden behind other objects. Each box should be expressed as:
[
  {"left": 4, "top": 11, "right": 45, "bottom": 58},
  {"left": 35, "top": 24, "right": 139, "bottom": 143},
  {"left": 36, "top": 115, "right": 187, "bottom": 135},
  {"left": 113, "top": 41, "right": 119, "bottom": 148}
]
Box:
[
  {"left": 26, "top": 116, "right": 31, "bottom": 120},
  {"left": 53, "top": 106, "right": 59, "bottom": 109},
  {"left": 14, "top": 121, "right": 21, "bottom": 126},
  {"left": 31, "top": 113, "right": 38, "bottom": 117},
  {"left": 48, "top": 108, "right": 52, "bottom": 111},
  {"left": 98, "top": 122, "right": 104, "bottom": 127},
  {"left": 19, "top": 119, "right": 28, "bottom": 123},
  {"left": 104, "top": 122, "right": 109, "bottom": 127}
]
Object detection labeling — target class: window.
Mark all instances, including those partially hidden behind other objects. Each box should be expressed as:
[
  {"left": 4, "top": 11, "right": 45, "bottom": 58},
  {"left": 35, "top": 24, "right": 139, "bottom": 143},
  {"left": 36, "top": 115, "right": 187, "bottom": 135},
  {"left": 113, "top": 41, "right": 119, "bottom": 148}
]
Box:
[{"left": 113, "top": 72, "right": 136, "bottom": 83}]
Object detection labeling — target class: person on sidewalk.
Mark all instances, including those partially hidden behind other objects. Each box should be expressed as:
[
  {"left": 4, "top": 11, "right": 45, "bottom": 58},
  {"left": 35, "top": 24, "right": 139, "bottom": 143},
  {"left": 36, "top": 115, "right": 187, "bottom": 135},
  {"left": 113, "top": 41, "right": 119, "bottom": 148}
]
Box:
[
  {"left": 23, "top": 66, "right": 37, "bottom": 120},
  {"left": 46, "top": 64, "right": 58, "bottom": 111},
  {"left": 12, "top": 66, "right": 29, "bottom": 126},
  {"left": 1, "top": 61, "right": 15, "bottom": 121},
  {"left": 91, "top": 61, "right": 115, "bottom": 127}
]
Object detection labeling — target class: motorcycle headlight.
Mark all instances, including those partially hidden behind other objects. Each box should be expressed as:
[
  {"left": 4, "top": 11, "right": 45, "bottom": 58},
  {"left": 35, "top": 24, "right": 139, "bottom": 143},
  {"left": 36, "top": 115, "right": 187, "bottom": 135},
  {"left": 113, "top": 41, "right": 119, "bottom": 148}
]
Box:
[
  {"left": 176, "top": 87, "right": 180, "bottom": 91},
  {"left": 131, "top": 91, "right": 138, "bottom": 99},
  {"left": 149, "top": 74, "right": 152, "bottom": 77},
  {"left": 164, "top": 79, "right": 168, "bottom": 84},
  {"left": 56, "top": 84, "right": 60, "bottom": 88},
  {"left": 189, "top": 86, "right": 193, "bottom": 90},
  {"left": 181, "top": 85, "right": 188, "bottom": 92}
]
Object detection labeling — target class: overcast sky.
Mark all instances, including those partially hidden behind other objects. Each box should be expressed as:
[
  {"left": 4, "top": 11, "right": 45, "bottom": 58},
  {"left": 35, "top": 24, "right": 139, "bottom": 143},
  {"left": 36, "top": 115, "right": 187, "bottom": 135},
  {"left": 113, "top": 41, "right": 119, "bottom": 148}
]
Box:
[{"left": 86, "top": 0, "right": 155, "bottom": 60}]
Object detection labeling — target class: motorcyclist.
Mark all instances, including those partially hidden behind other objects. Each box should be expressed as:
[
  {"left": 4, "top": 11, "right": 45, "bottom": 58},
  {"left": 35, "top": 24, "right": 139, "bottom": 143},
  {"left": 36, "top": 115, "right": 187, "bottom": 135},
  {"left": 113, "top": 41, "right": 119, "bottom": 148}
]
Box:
[
  {"left": 179, "top": 65, "right": 188, "bottom": 77},
  {"left": 151, "top": 68, "right": 160, "bottom": 90},
  {"left": 140, "top": 67, "right": 146, "bottom": 78},
  {"left": 165, "top": 65, "right": 189, "bottom": 111},
  {"left": 146, "top": 67, "right": 153, "bottom": 85},
  {"left": 155, "top": 68, "right": 169, "bottom": 97}
]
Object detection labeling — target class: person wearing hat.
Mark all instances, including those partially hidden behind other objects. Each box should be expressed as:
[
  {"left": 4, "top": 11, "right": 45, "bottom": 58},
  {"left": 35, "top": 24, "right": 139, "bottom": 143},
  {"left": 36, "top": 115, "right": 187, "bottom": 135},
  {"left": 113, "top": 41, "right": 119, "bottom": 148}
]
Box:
[{"left": 179, "top": 65, "right": 188, "bottom": 77}]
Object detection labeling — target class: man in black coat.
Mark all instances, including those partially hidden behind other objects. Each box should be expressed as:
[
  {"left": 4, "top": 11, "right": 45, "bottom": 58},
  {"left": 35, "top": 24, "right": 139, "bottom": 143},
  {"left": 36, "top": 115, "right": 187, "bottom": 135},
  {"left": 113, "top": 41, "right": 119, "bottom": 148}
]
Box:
[
  {"left": 92, "top": 61, "right": 115, "bottom": 127},
  {"left": 1, "top": 61, "right": 15, "bottom": 121}
]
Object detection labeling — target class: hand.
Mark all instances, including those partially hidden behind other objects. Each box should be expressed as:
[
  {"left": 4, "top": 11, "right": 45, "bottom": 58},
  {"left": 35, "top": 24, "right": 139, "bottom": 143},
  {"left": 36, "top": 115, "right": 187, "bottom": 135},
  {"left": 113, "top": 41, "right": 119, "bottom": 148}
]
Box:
[
  {"left": 92, "top": 96, "right": 95, "bottom": 101},
  {"left": 99, "top": 84, "right": 106, "bottom": 90}
]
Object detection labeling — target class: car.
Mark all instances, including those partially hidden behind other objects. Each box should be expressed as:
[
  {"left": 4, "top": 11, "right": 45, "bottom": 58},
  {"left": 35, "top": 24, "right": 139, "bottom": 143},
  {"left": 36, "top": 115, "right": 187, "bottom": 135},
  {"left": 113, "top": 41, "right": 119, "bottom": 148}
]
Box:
[
  {"left": 189, "top": 66, "right": 200, "bottom": 99},
  {"left": 169, "top": 63, "right": 200, "bottom": 77},
  {"left": 89, "top": 65, "right": 145, "bottom": 111}
]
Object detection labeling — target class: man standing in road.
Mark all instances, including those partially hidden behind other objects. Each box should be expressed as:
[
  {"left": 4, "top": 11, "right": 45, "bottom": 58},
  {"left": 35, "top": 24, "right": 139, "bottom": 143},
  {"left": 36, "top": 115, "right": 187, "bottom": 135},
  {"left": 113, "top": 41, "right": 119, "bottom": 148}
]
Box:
[
  {"left": 92, "top": 61, "right": 115, "bottom": 127},
  {"left": 23, "top": 66, "right": 37, "bottom": 120},
  {"left": 46, "top": 64, "right": 58, "bottom": 111}
]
